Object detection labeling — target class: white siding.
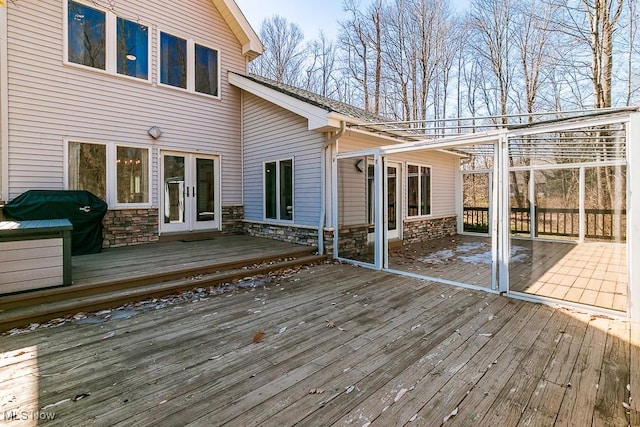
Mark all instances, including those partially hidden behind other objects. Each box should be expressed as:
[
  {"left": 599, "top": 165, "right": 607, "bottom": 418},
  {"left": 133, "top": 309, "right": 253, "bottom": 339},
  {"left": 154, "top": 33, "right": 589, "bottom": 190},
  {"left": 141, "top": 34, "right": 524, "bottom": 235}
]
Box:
[
  {"left": 6, "top": 0, "right": 247, "bottom": 206},
  {"left": 337, "top": 156, "right": 367, "bottom": 226},
  {"left": 243, "top": 93, "right": 324, "bottom": 227}
]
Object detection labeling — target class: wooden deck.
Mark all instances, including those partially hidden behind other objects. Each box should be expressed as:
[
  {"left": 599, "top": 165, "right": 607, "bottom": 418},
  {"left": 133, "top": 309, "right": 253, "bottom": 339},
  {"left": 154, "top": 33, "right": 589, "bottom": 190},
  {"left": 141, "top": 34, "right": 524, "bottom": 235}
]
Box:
[
  {"left": 71, "top": 235, "right": 314, "bottom": 286},
  {"left": 1, "top": 264, "right": 637, "bottom": 426},
  {"left": 389, "top": 235, "right": 628, "bottom": 312}
]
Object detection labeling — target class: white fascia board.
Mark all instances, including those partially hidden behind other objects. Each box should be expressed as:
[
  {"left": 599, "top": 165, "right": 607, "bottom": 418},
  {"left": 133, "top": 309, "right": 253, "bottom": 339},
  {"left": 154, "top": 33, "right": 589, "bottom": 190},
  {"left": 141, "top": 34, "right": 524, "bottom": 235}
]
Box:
[
  {"left": 228, "top": 73, "right": 334, "bottom": 131},
  {"left": 211, "top": 0, "right": 264, "bottom": 59}
]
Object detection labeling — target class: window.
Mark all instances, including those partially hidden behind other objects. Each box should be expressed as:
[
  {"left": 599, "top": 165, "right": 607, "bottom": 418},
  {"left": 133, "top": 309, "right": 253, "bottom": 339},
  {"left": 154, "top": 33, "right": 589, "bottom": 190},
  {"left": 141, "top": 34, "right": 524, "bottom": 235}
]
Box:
[
  {"left": 117, "top": 17, "right": 149, "bottom": 79},
  {"left": 116, "top": 146, "right": 149, "bottom": 203},
  {"left": 67, "top": 141, "right": 150, "bottom": 206},
  {"left": 159, "top": 32, "right": 220, "bottom": 97},
  {"left": 160, "top": 32, "right": 187, "bottom": 88},
  {"left": 68, "top": 142, "right": 107, "bottom": 200},
  {"left": 265, "top": 159, "right": 293, "bottom": 221},
  {"left": 407, "top": 164, "right": 431, "bottom": 217},
  {"left": 67, "top": 1, "right": 106, "bottom": 69},
  {"left": 66, "top": 1, "right": 150, "bottom": 81},
  {"left": 195, "top": 44, "right": 219, "bottom": 96}
]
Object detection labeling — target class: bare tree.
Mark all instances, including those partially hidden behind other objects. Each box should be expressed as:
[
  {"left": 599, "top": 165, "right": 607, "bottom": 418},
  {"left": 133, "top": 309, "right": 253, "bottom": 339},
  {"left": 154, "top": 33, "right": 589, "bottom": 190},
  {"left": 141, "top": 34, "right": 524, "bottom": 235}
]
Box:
[
  {"left": 249, "top": 15, "right": 307, "bottom": 86},
  {"left": 304, "top": 31, "right": 339, "bottom": 97}
]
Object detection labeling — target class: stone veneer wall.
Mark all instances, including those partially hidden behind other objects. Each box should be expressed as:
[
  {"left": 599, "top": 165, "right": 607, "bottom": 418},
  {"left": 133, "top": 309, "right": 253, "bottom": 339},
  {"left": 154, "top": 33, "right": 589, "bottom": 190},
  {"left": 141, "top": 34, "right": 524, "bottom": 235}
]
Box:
[
  {"left": 103, "top": 208, "right": 159, "bottom": 248},
  {"left": 244, "top": 221, "right": 318, "bottom": 246},
  {"left": 336, "top": 224, "right": 370, "bottom": 259},
  {"left": 403, "top": 215, "right": 457, "bottom": 245},
  {"left": 222, "top": 205, "right": 244, "bottom": 234}
]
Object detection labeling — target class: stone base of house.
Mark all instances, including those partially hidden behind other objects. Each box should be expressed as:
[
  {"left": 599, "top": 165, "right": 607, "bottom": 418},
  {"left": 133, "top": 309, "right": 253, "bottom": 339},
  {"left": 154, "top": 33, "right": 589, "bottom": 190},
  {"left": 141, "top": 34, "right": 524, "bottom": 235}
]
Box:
[
  {"left": 222, "top": 205, "right": 244, "bottom": 234},
  {"left": 103, "top": 208, "right": 160, "bottom": 248},
  {"left": 244, "top": 221, "right": 319, "bottom": 247},
  {"left": 334, "top": 224, "right": 371, "bottom": 259},
  {"left": 402, "top": 215, "right": 457, "bottom": 245}
]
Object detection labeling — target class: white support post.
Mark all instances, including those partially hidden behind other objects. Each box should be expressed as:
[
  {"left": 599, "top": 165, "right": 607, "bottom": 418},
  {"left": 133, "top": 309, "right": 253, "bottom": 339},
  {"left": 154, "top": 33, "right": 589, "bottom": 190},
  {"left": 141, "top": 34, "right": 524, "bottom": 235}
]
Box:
[
  {"left": 455, "top": 163, "right": 463, "bottom": 234},
  {"left": 627, "top": 112, "right": 640, "bottom": 322},
  {"left": 374, "top": 153, "right": 384, "bottom": 270},
  {"left": 490, "top": 144, "right": 500, "bottom": 291},
  {"left": 331, "top": 155, "right": 339, "bottom": 259},
  {"left": 499, "top": 133, "right": 511, "bottom": 293},
  {"left": 382, "top": 157, "right": 389, "bottom": 269},
  {"left": 529, "top": 168, "right": 536, "bottom": 239},
  {"left": 579, "top": 166, "right": 585, "bottom": 242},
  {"left": 0, "top": 4, "right": 9, "bottom": 201}
]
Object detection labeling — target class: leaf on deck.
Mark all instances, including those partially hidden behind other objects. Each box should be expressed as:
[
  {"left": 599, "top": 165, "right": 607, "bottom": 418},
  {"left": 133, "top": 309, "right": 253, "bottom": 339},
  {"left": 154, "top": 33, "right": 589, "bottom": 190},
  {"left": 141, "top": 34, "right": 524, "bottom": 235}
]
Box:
[{"left": 253, "top": 331, "right": 265, "bottom": 343}]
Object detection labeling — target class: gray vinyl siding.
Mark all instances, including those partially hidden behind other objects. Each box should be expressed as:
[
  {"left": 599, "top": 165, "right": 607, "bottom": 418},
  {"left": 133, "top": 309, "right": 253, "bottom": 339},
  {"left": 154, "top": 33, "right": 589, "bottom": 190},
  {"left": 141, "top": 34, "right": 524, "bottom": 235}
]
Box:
[
  {"left": 339, "top": 134, "right": 458, "bottom": 222},
  {"left": 337, "top": 156, "right": 367, "bottom": 226},
  {"left": 243, "top": 93, "right": 324, "bottom": 227},
  {"left": 6, "top": 0, "right": 246, "bottom": 205}
]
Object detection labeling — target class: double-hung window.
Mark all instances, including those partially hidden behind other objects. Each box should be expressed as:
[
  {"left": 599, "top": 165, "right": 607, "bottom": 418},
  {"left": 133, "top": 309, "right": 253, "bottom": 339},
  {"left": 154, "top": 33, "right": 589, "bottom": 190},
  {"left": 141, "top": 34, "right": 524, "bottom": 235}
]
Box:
[
  {"left": 264, "top": 159, "right": 293, "bottom": 221},
  {"left": 68, "top": 141, "right": 150, "bottom": 206},
  {"left": 66, "top": 0, "right": 150, "bottom": 81},
  {"left": 407, "top": 164, "right": 431, "bottom": 217},
  {"left": 159, "top": 31, "right": 220, "bottom": 97}
]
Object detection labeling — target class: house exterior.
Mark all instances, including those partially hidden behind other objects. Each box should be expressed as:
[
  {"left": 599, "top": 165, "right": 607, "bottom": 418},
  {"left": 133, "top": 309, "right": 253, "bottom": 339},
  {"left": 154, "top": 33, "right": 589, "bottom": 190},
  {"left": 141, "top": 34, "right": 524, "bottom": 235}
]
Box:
[
  {"left": 0, "top": 0, "right": 462, "bottom": 255},
  {"left": 0, "top": 0, "right": 262, "bottom": 246},
  {"left": 228, "top": 74, "right": 464, "bottom": 256}
]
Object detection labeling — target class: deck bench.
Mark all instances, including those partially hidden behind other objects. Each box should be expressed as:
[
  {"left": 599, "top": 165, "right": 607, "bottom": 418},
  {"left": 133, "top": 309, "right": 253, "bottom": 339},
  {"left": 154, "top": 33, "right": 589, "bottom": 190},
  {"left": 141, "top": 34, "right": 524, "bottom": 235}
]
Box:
[{"left": 0, "top": 219, "right": 73, "bottom": 295}]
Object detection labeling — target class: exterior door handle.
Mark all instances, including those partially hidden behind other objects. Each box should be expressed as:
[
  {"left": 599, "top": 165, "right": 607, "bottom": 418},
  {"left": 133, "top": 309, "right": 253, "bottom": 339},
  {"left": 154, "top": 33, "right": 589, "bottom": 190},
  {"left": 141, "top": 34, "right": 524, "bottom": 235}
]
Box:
[{"left": 186, "top": 187, "right": 190, "bottom": 197}]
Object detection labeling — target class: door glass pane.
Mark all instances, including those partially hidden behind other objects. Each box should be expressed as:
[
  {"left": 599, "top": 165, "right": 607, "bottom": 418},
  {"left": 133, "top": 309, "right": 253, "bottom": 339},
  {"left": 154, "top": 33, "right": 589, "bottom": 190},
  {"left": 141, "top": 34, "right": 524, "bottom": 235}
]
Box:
[
  {"left": 407, "top": 165, "right": 419, "bottom": 217},
  {"left": 367, "top": 163, "right": 375, "bottom": 225},
  {"left": 420, "top": 166, "right": 431, "bottom": 215},
  {"left": 117, "top": 17, "right": 148, "bottom": 79},
  {"left": 196, "top": 158, "right": 215, "bottom": 222},
  {"left": 280, "top": 159, "right": 293, "bottom": 220},
  {"left": 387, "top": 166, "right": 397, "bottom": 231},
  {"left": 164, "top": 156, "right": 185, "bottom": 224},
  {"left": 265, "top": 162, "right": 276, "bottom": 219},
  {"left": 117, "top": 146, "right": 148, "bottom": 204},
  {"left": 68, "top": 142, "right": 106, "bottom": 200}
]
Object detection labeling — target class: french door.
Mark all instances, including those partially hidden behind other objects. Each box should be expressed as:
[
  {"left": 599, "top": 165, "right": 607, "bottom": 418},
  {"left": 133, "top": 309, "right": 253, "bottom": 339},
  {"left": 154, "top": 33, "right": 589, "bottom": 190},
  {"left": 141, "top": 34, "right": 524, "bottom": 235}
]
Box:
[
  {"left": 368, "top": 161, "right": 401, "bottom": 241},
  {"left": 161, "top": 152, "right": 220, "bottom": 233}
]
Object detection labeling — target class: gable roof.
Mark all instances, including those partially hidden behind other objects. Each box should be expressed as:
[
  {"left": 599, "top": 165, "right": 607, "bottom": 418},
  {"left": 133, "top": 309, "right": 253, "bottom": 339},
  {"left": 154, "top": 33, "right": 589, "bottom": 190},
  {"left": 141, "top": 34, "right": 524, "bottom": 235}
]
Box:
[
  {"left": 228, "top": 72, "right": 393, "bottom": 131},
  {"left": 211, "top": 0, "right": 263, "bottom": 60}
]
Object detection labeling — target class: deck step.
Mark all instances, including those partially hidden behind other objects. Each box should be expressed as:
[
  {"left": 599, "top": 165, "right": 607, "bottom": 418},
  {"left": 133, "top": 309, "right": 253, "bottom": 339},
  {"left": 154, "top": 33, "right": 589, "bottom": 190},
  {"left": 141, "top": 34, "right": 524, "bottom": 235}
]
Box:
[
  {"left": 0, "top": 247, "right": 315, "bottom": 311},
  {"left": 0, "top": 254, "right": 326, "bottom": 332}
]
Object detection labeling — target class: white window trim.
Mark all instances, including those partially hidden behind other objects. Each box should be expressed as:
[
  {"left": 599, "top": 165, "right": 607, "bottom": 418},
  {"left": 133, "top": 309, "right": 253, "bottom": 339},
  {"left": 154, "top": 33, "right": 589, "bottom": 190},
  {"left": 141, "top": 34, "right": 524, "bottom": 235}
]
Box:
[
  {"left": 64, "top": 139, "right": 153, "bottom": 209},
  {"left": 406, "top": 162, "right": 432, "bottom": 218},
  {"left": 262, "top": 158, "right": 295, "bottom": 223},
  {"left": 63, "top": 0, "right": 152, "bottom": 84},
  {"left": 157, "top": 29, "right": 222, "bottom": 99}
]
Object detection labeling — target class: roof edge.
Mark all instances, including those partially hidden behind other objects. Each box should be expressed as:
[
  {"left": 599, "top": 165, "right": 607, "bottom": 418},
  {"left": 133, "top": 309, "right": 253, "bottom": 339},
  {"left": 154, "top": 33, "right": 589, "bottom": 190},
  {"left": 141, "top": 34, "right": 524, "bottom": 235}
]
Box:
[{"left": 211, "top": 0, "right": 264, "bottom": 60}]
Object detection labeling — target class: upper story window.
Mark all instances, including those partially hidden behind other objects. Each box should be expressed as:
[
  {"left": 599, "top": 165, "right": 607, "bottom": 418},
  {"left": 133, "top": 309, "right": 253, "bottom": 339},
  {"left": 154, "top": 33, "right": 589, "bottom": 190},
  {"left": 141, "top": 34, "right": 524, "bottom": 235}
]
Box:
[
  {"left": 66, "top": 1, "right": 150, "bottom": 81},
  {"left": 195, "top": 44, "right": 219, "bottom": 96},
  {"left": 117, "top": 17, "right": 149, "bottom": 79},
  {"left": 159, "top": 31, "right": 220, "bottom": 97},
  {"left": 160, "top": 32, "right": 187, "bottom": 89},
  {"left": 68, "top": 1, "right": 106, "bottom": 69}
]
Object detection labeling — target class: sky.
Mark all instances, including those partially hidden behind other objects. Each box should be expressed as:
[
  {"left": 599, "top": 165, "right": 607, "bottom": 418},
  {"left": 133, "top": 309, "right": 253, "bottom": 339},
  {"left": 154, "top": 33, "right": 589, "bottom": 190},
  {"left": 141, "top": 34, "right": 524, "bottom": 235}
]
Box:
[{"left": 234, "top": 0, "right": 345, "bottom": 41}]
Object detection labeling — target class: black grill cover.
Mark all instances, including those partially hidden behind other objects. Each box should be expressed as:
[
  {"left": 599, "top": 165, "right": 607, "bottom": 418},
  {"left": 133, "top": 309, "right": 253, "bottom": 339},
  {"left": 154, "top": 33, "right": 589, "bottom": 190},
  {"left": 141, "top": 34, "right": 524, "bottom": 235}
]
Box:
[{"left": 4, "top": 190, "right": 108, "bottom": 255}]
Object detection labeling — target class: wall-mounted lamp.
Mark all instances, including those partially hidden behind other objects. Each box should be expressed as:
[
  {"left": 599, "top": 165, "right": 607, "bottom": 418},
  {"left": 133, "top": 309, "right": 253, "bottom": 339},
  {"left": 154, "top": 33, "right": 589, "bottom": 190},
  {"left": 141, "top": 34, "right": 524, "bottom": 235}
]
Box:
[
  {"left": 355, "top": 158, "right": 365, "bottom": 173},
  {"left": 147, "top": 126, "right": 163, "bottom": 139}
]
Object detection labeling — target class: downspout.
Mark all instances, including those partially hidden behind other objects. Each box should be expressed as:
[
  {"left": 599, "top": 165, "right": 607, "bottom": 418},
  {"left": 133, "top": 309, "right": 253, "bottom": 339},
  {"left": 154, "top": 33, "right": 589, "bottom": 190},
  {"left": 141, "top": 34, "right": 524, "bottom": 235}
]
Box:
[
  {"left": 0, "top": 5, "right": 8, "bottom": 202},
  {"left": 318, "top": 121, "right": 346, "bottom": 255}
]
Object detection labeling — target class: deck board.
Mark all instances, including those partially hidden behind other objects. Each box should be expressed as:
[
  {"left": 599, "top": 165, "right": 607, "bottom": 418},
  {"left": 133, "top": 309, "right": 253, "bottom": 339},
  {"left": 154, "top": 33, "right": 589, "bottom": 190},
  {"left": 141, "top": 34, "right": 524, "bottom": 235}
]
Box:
[{"left": 0, "top": 263, "right": 635, "bottom": 426}]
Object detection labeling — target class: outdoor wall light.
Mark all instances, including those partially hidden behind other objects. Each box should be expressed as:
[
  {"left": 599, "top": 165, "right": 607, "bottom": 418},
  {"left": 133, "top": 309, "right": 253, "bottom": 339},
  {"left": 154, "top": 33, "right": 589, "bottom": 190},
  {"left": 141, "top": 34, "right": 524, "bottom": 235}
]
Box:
[
  {"left": 355, "top": 158, "right": 365, "bottom": 173},
  {"left": 147, "top": 126, "right": 163, "bottom": 139}
]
